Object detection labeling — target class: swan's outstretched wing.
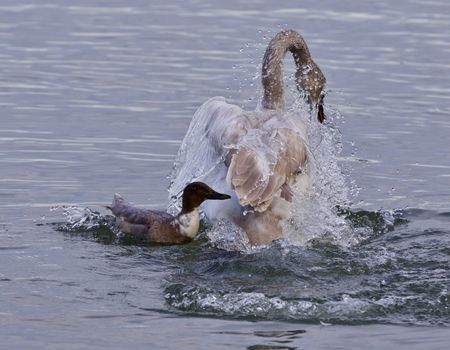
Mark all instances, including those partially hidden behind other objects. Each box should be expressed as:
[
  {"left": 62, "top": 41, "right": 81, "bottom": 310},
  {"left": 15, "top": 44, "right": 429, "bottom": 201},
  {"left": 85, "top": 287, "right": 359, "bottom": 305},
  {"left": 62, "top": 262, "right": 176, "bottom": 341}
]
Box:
[
  {"left": 168, "top": 97, "right": 244, "bottom": 213},
  {"left": 226, "top": 127, "right": 307, "bottom": 212}
]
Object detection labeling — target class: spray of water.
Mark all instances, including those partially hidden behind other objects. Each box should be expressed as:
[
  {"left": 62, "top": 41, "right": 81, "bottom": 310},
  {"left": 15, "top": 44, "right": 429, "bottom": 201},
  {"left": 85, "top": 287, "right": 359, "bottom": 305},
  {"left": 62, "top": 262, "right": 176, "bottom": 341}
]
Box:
[
  {"left": 281, "top": 95, "right": 354, "bottom": 246},
  {"left": 167, "top": 85, "right": 355, "bottom": 251}
]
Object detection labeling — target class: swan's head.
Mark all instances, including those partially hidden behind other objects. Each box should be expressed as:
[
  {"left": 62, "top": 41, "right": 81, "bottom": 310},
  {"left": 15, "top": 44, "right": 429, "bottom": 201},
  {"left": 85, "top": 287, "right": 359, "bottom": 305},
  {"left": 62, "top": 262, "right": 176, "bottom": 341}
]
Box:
[{"left": 295, "top": 62, "right": 326, "bottom": 123}]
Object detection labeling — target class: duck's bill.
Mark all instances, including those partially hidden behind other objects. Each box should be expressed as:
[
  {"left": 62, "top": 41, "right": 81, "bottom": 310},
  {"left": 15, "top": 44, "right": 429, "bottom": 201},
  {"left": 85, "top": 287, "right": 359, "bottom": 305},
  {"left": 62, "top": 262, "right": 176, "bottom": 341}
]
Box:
[{"left": 207, "top": 191, "right": 231, "bottom": 200}]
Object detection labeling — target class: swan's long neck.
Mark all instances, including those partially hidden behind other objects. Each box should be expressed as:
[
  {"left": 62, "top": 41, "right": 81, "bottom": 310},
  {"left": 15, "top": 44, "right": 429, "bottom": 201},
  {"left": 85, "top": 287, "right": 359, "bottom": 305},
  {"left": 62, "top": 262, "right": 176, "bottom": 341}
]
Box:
[{"left": 261, "top": 30, "right": 325, "bottom": 111}]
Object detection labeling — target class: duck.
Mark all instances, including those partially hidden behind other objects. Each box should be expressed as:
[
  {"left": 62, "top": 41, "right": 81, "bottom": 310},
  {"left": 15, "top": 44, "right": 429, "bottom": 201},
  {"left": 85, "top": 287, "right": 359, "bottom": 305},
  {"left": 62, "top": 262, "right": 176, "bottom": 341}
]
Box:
[
  {"left": 108, "top": 182, "right": 230, "bottom": 245},
  {"left": 169, "top": 30, "right": 326, "bottom": 246}
]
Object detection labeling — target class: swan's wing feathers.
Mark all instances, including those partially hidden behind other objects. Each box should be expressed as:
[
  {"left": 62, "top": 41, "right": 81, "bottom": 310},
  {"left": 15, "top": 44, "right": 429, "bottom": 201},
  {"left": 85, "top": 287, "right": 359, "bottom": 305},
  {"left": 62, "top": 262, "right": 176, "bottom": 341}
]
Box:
[
  {"left": 278, "top": 128, "right": 308, "bottom": 174},
  {"left": 226, "top": 128, "right": 307, "bottom": 212},
  {"left": 226, "top": 147, "right": 271, "bottom": 209}
]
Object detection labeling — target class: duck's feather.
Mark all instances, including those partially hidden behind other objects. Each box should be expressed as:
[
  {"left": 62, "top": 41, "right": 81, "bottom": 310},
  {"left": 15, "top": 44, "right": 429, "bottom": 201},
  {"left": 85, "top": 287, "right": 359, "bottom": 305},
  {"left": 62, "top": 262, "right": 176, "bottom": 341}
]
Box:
[
  {"left": 110, "top": 193, "right": 173, "bottom": 225},
  {"left": 110, "top": 194, "right": 191, "bottom": 244}
]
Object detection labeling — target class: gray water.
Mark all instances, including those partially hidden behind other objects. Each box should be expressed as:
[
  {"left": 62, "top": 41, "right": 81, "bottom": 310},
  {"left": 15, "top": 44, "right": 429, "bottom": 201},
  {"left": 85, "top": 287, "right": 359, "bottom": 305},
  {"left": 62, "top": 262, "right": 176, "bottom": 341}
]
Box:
[{"left": 1, "top": 0, "right": 449, "bottom": 349}]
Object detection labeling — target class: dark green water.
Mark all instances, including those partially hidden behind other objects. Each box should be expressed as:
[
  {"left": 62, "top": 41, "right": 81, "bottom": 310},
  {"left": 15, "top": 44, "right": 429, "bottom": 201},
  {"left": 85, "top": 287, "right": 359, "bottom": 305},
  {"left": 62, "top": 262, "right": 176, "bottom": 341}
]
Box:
[{"left": 1, "top": 0, "right": 449, "bottom": 349}]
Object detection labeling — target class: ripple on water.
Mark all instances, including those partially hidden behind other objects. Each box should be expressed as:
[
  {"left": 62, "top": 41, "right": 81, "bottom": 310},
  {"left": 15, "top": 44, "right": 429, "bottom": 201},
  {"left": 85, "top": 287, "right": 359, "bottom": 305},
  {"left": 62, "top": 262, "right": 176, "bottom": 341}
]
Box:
[
  {"left": 160, "top": 208, "right": 446, "bottom": 325},
  {"left": 163, "top": 230, "right": 449, "bottom": 325},
  {"left": 53, "top": 205, "right": 449, "bottom": 326}
]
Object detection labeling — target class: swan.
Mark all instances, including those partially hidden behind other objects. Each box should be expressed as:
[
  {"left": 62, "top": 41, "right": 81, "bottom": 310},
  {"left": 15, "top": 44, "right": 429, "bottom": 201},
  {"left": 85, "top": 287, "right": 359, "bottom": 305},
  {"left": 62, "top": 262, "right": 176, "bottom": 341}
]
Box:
[{"left": 169, "top": 30, "right": 326, "bottom": 245}]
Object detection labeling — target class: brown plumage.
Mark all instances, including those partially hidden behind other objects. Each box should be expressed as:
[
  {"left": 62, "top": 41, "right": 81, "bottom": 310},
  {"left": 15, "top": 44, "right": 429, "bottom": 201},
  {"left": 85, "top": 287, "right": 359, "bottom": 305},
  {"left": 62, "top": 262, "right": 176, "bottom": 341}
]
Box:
[{"left": 108, "top": 182, "right": 230, "bottom": 245}]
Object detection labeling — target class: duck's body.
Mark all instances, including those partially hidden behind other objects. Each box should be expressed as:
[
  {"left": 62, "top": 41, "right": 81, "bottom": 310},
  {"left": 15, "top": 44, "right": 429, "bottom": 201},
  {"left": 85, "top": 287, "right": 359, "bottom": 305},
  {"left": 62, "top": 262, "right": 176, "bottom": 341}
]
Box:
[
  {"left": 169, "top": 30, "right": 326, "bottom": 246},
  {"left": 109, "top": 182, "right": 230, "bottom": 244}
]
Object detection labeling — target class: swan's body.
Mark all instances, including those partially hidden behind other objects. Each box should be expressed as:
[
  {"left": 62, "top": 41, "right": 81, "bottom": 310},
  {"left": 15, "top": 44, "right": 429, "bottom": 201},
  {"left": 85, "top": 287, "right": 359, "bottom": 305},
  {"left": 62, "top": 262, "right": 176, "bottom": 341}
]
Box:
[
  {"left": 109, "top": 182, "right": 230, "bottom": 245},
  {"left": 169, "top": 30, "right": 326, "bottom": 245}
]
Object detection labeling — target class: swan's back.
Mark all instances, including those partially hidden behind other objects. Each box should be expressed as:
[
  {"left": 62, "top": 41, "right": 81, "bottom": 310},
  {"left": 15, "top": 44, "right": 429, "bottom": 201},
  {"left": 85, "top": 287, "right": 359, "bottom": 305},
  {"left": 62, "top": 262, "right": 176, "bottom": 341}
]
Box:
[{"left": 225, "top": 112, "right": 308, "bottom": 212}]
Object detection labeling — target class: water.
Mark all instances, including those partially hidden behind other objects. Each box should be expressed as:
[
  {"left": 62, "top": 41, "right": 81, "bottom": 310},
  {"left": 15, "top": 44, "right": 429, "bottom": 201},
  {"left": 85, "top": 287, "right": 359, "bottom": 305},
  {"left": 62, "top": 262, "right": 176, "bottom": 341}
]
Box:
[{"left": 1, "top": 0, "right": 449, "bottom": 349}]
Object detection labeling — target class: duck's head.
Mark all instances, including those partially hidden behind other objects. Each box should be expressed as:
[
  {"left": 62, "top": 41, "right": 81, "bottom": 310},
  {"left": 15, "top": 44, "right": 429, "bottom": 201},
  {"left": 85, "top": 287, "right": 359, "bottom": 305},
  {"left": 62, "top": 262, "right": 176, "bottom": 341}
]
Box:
[{"left": 182, "top": 182, "right": 231, "bottom": 212}]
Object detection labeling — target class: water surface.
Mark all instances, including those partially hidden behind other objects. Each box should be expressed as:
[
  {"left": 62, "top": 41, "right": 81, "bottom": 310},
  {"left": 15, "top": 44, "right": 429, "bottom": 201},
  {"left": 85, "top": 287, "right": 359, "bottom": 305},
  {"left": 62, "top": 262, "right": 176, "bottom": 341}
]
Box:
[{"left": 1, "top": 0, "right": 449, "bottom": 349}]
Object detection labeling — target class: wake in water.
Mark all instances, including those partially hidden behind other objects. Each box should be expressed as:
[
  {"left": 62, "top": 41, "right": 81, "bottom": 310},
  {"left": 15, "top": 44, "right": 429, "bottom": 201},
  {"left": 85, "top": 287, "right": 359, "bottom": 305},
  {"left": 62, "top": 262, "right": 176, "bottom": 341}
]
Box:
[
  {"left": 162, "top": 209, "right": 450, "bottom": 326},
  {"left": 49, "top": 203, "right": 450, "bottom": 326},
  {"left": 52, "top": 204, "right": 450, "bottom": 326}
]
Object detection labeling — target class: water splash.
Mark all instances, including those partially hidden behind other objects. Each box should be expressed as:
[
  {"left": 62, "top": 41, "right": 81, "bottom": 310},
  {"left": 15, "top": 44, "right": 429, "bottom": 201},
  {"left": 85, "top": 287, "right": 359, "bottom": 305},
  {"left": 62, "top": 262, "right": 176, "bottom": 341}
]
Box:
[
  {"left": 277, "top": 95, "right": 355, "bottom": 246},
  {"left": 204, "top": 218, "right": 251, "bottom": 253},
  {"left": 168, "top": 89, "right": 352, "bottom": 249},
  {"left": 49, "top": 206, "right": 121, "bottom": 243},
  {"left": 52, "top": 205, "right": 106, "bottom": 231}
]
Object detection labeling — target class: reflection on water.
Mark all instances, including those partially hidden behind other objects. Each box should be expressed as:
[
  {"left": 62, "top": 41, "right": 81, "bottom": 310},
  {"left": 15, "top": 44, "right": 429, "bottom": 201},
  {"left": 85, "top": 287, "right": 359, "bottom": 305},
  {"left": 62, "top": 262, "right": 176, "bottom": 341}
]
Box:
[{"left": 1, "top": 0, "right": 450, "bottom": 349}]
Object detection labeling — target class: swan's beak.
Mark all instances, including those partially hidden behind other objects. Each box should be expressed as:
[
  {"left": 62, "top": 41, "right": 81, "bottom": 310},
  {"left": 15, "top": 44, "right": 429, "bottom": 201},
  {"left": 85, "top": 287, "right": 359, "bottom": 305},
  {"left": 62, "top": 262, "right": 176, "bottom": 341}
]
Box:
[
  {"left": 317, "top": 103, "right": 326, "bottom": 123},
  {"left": 207, "top": 191, "right": 231, "bottom": 200}
]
